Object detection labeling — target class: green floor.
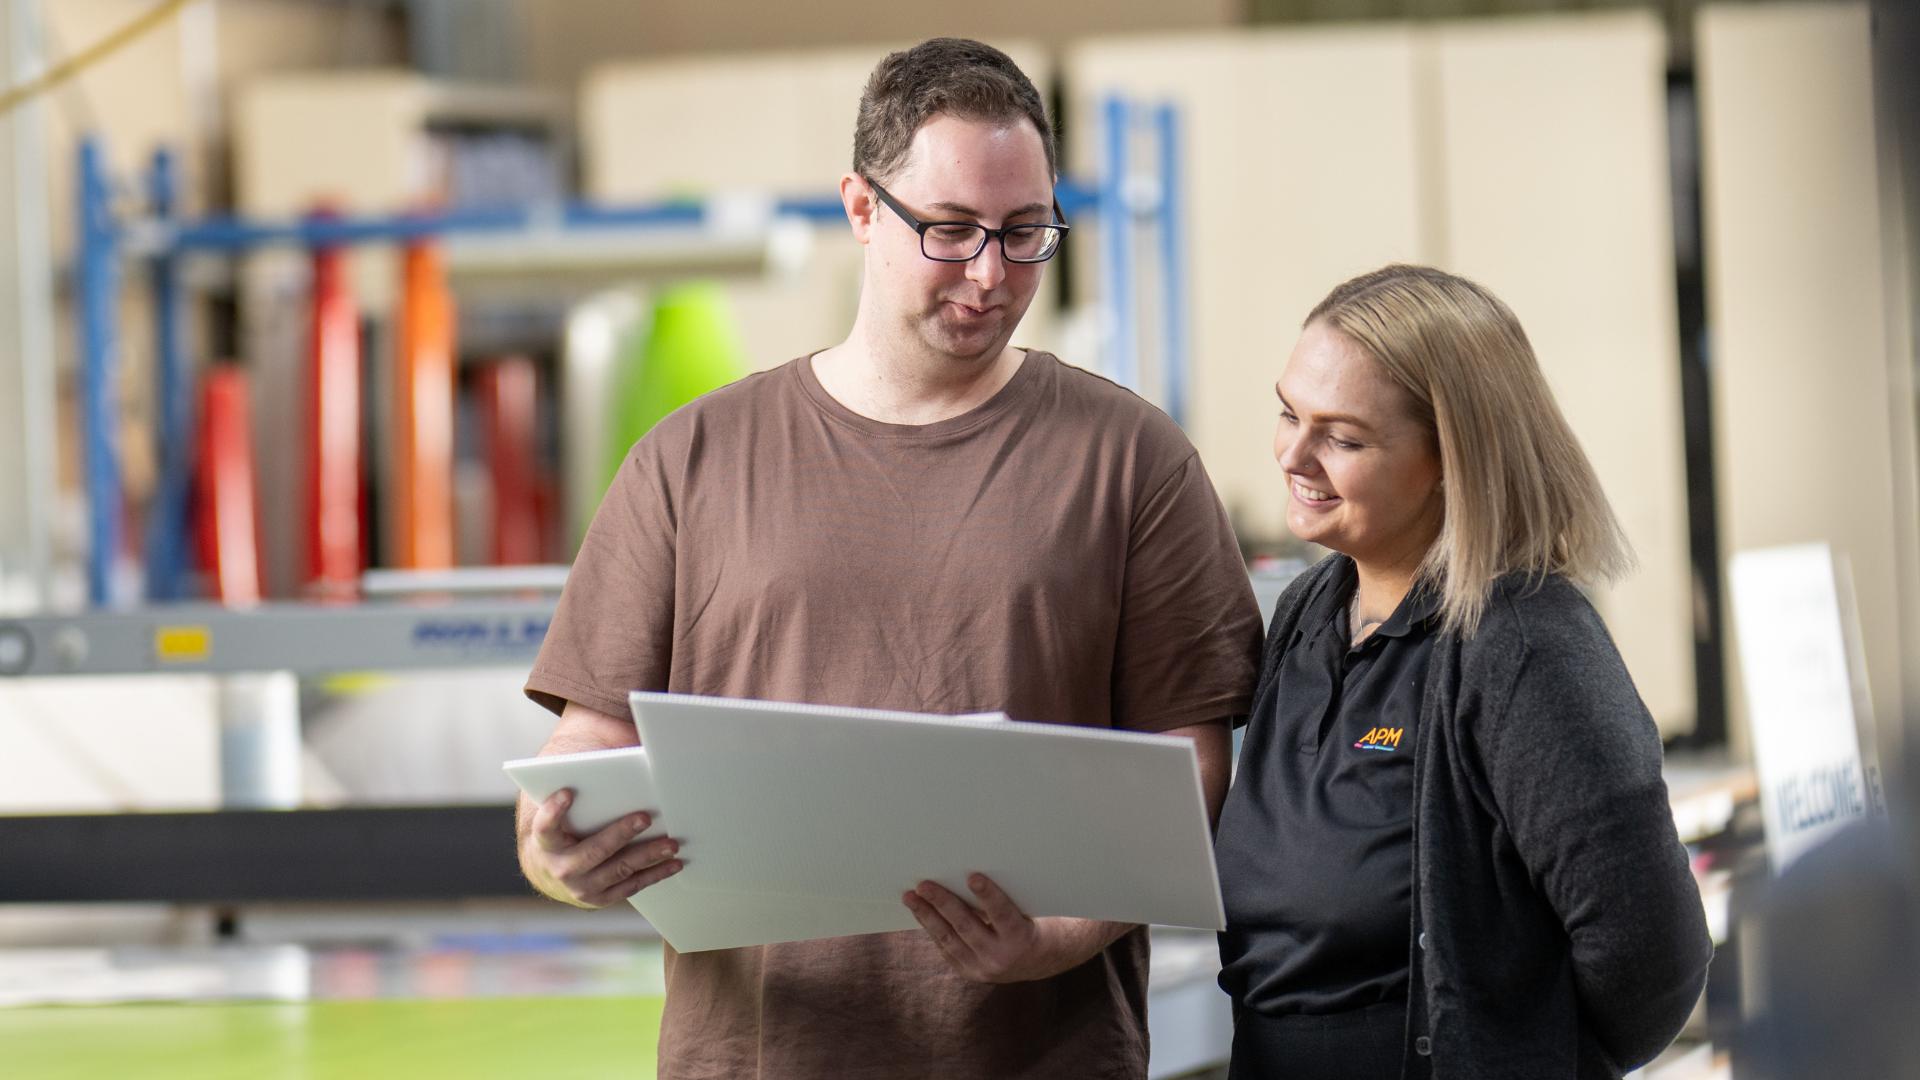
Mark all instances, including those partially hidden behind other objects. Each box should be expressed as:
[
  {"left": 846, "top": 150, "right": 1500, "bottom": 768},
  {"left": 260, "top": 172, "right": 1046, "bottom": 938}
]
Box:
[{"left": 0, "top": 996, "right": 664, "bottom": 1080}]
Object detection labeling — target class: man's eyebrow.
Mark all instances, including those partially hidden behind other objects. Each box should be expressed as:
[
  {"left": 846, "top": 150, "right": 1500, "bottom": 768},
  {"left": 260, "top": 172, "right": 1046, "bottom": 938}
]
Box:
[{"left": 926, "top": 200, "right": 1051, "bottom": 220}]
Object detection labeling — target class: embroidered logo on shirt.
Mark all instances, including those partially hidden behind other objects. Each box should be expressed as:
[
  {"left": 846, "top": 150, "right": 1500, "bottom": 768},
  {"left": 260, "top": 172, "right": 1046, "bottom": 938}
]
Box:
[{"left": 1354, "top": 726, "right": 1403, "bottom": 752}]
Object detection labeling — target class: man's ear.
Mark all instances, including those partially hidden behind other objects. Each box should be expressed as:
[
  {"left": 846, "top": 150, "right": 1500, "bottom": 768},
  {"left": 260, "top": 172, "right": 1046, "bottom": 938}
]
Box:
[{"left": 840, "top": 173, "right": 877, "bottom": 244}]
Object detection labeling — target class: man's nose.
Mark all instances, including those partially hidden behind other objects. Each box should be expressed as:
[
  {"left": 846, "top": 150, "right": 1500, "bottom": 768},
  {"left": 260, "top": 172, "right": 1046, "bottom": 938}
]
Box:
[{"left": 966, "top": 238, "right": 1007, "bottom": 290}]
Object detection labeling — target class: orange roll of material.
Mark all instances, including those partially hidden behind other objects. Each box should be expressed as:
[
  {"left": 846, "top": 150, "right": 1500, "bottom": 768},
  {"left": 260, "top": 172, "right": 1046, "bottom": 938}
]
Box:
[
  {"left": 477, "top": 357, "right": 543, "bottom": 565},
  {"left": 194, "top": 366, "right": 264, "bottom": 605},
  {"left": 393, "top": 239, "right": 457, "bottom": 570},
  {"left": 305, "top": 238, "right": 363, "bottom": 598}
]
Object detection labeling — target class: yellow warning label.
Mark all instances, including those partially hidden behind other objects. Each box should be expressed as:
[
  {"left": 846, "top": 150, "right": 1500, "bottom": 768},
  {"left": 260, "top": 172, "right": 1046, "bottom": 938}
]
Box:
[{"left": 155, "top": 626, "right": 212, "bottom": 663}]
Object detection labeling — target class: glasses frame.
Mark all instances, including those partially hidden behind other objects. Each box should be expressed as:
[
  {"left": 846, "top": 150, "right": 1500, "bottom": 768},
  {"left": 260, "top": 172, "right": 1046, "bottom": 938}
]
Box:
[{"left": 865, "top": 177, "right": 1069, "bottom": 264}]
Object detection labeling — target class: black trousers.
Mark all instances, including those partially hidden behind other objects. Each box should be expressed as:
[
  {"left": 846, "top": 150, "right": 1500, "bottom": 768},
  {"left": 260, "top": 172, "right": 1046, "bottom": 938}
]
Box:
[{"left": 1227, "top": 1000, "right": 1426, "bottom": 1080}]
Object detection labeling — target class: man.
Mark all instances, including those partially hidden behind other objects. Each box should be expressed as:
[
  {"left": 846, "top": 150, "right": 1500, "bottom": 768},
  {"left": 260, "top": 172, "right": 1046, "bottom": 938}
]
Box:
[{"left": 519, "top": 38, "right": 1261, "bottom": 1079}]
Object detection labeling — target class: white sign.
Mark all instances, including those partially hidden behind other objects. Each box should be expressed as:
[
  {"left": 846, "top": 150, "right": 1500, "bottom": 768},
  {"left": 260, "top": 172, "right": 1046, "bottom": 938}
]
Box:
[{"left": 1728, "top": 543, "right": 1882, "bottom": 872}]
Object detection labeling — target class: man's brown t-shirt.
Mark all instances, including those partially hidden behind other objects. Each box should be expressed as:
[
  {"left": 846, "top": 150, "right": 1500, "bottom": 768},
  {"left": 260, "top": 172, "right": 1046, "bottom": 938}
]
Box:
[{"left": 526, "top": 349, "right": 1261, "bottom": 1080}]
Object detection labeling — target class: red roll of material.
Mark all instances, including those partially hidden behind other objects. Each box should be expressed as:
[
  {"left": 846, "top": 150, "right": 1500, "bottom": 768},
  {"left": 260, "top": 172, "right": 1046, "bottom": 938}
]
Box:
[
  {"left": 305, "top": 235, "right": 362, "bottom": 599},
  {"left": 393, "top": 239, "right": 457, "bottom": 570},
  {"left": 195, "top": 366, "right": 264, "bottom": 605},
  {"left": 477, "top": 357, "right": 543, "bottom": 565}
]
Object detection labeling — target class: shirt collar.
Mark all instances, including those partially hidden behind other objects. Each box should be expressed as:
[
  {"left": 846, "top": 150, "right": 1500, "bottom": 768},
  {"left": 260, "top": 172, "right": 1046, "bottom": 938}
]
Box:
[
  {"left": 1300, "top": 555, "right": 1442, "bottom": 649},
  {"left": 1299, "top": 557, "right": 1358, "bottom": 650},
  {"left": 1369, "top": 582, "right": 1442, "bottom": 642}
]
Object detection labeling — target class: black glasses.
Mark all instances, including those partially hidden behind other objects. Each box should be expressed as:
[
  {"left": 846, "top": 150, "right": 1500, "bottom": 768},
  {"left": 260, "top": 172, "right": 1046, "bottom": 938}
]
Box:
[{"left": 866, "top": 178, "right": 1069, "bottom": 264}]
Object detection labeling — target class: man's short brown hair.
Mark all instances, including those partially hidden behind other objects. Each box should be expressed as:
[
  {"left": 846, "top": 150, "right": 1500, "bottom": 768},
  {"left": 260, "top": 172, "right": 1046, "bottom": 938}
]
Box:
[{"left": 853, "top": 38, "right": 1057, "bottom": 183}]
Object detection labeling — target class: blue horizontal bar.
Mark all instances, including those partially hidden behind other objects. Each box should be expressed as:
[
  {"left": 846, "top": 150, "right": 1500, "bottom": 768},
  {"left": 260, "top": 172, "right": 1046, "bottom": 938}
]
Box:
[
  {"left": 167, "top": 202, "right": 698, "bottom": 251},
  {"left": 1058, "top": 179, "right": 1101, "bottom": 219},
  {"left": 143, "top": 180, "right": 1103, "bottom": 254},
  {"left": 770, "top": 196, "right": 849, "bottom": 222}
]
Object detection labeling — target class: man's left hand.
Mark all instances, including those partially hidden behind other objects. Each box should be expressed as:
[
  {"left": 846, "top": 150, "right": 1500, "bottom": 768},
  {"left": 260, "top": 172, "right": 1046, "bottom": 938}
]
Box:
[{"left": 903, "top": 874, "right": 1130, "bottom": 984}]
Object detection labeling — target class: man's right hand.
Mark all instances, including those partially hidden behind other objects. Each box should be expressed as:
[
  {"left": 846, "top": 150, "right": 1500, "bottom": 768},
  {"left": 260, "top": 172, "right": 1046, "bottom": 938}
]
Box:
[{"left": 520, "top": 788, "right": 685, "bottom": 909}]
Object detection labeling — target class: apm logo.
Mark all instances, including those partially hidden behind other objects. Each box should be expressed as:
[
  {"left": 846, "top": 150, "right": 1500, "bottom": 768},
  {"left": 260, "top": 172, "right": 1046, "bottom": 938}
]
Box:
[{"left": 1354, "top": 726, "right": 1403, "bottom": 752}]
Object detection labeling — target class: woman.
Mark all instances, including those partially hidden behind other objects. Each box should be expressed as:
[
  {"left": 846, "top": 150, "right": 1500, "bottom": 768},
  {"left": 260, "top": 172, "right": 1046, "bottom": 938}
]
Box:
[{"left": 1215, "top": 264, "right": 1711, "bottom": 1079}]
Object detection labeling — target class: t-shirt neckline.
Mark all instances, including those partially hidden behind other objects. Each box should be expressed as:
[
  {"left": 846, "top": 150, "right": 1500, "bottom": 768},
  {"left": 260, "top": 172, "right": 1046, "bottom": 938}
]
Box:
[{"left": 794, "top": 348, "right": 1047, "bottom": 439}]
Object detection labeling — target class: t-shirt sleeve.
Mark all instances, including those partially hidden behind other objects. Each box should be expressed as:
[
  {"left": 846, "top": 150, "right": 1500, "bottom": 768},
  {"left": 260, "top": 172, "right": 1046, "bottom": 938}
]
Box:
[
  {"left": 1110, "top": 452, "right": 1263, "bottom": 733},
  {"left": 524, "top": 434, "right": 678, "bottom": 719}
]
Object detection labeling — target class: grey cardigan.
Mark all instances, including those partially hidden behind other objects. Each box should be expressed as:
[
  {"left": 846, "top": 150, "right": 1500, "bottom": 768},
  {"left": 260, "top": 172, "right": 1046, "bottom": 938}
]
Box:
[{"left": 1253, "top": 556, "right": 1712, "bottom": 1079}]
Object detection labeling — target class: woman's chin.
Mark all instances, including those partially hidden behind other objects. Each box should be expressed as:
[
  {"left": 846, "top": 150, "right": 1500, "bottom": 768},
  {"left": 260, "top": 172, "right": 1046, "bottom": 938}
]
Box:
[{"left": 1285, "top": 510, "right": 1334, "bottom": 549}]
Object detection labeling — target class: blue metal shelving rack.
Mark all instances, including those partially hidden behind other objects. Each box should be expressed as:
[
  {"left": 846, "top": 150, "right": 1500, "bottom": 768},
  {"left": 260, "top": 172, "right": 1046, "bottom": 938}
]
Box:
[{"left": 72, "top": 94, "right": 1189, "bottom": 608}]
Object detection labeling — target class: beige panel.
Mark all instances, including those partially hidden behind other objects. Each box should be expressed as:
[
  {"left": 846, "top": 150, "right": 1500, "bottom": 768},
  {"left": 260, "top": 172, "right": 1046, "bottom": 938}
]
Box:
[
  {"left": 583, "top": 43, "right": 1048, "bottom": 198},
  {"left": 1434, "top": 13, "right": 1694, "bottom": 733},
  {"left": 581, "top": 44, "right": 1057, "bottom": 371},
  {"left": 233, "top": 72, "right": 430, "bottom": 217},
  {"left": 585, "top": 57, "right": 833, "bottom": 200},
  {"left": 1698, "top": 2, "right": 1905, "bottom": 752},
  {"left": 519, "top": 0, "right": 1237, "bottom": 92},
  {"left": 1064, "top": 27, "right": 1428, "bottom": 543}
]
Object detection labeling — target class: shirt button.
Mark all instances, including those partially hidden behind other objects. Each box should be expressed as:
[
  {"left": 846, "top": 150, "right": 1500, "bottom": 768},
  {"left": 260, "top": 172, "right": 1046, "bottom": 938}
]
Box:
[
  {"left": 1418, "top": 931, "right": 1428, "bottom": 950},
  {"left": 1415, "top": 1035, "right": 1433, "bottom": 1056}
]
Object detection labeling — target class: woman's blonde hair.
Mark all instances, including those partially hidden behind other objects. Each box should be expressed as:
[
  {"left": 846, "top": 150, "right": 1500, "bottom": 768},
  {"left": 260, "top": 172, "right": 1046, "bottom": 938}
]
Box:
[{"left": 1306, "top": 264, "right": 1633, "bottom": 637}]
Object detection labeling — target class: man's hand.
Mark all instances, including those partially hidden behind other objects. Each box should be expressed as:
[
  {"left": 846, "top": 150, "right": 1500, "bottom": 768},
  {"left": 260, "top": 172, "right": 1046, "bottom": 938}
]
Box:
[
  {"left": 519, "top": 788, "right": 684, "bottom": 909},
  {"left": 903, "top": 873, "right": 1131, "bottom": 984}
]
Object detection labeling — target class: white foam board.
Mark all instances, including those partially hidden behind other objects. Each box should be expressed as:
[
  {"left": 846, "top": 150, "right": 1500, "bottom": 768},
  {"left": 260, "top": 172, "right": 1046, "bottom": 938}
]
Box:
[{"left": 508, "top": 694, "right": 1226, "bottom": 952}]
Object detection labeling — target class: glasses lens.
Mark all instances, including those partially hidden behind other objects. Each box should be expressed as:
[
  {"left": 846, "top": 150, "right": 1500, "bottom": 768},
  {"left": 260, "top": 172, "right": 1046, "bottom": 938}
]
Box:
[
  {"left": 1003, "top": 226, "right": 1062, "bottom": 263},
  {"left": 922, "top": 224, "right": 986, "bottom": 261}
]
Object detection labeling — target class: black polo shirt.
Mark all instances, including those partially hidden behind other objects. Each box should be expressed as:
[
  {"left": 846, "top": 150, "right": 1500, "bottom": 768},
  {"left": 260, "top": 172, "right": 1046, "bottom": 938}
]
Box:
[{"left": 1216, "top": 559, "right": 1441, "bottom": 1017}]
